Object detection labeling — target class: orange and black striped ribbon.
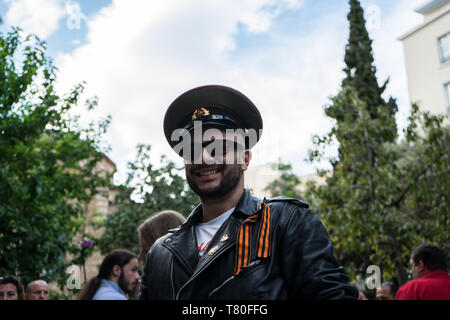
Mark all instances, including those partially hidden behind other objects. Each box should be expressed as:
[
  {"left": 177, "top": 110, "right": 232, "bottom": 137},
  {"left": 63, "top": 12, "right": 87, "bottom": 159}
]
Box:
[{"left": 234, "top": 203, "right": 271, "bottom": 276}]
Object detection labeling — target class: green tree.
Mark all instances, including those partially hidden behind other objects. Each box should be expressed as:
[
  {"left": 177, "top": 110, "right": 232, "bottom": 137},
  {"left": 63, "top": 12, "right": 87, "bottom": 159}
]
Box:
[
  {"left": 0, "top": 26, "right": 111, "bottom": 289},
  {"left": 307, "top": 85, "right": 449, "bottom": 286},
  {"left": 336, "top": 0, "right": 399, "bottom": 174},
  {"left": 342, "top": 0, "right": 397, "bottom": 123},
  {"left": 98, "top": 144, "right": 199, "bottom": 255},
  {"left": 305, "top": 0, "right": 449, "bottom": 287},
  {"left": 264, "top": 163, "right": 303, "bottom": 200}
]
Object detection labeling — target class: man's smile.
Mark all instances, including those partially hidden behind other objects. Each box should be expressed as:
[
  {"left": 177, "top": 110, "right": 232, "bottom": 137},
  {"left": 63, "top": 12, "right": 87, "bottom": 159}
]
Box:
[{"left": 191, "top": 165, "right": 225, "bottom": 179}]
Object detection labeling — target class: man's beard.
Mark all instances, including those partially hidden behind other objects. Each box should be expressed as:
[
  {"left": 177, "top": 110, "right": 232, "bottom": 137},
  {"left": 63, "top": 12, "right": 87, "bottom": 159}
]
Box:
[
  {"left": 187, "top": 164, "right": 243, "bottom": 201},
  {"left": 117, "top": 270, "right": 131, "bottom": 294}
]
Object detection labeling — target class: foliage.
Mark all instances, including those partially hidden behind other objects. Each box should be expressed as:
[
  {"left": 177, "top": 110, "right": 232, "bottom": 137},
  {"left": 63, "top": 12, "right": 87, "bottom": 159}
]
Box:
[
  {"left": 306, "top": 87, "right": 449, "bottom": 286},
  {"left": 268, "top": 0, "right": 449, "bottom": 290},
  {"left": 0, "top": 26, "right": 111, "bottom": 289},
  {"left": 304, "top": 0, "right": 448, "bottom": 288},
  {"left": 264, "top": 163, "right": 303, "bottom": 199},
  {"left": 98, "top": 144, "right": 199, "bottom": 255}
]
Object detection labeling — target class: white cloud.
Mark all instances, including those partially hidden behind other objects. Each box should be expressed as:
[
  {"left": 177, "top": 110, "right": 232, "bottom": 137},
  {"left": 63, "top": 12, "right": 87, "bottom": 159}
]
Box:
[
  {"left": 54, "top": 0, "right": 312, "bottom": 181},
  {"left": 52, "top": 0, "right": 425, "bottom": 182},
  {"left": 241, "top": 0, "right": 304, "bottom": 33},
  {"left": 4, "top": 0, "right": 66, "bottom": 39}
]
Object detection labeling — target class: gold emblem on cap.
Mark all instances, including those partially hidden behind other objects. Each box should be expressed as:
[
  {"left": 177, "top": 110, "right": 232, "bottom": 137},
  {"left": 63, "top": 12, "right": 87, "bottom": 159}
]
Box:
[
  {"left": 192, "top": 107, "right": 210, "bottom": 120},
  {"left": 220, "top": 234, "right": 229, "bottom": 242},
  {"left": 207, "top": 245, "right": 219, "bottom": 256}
]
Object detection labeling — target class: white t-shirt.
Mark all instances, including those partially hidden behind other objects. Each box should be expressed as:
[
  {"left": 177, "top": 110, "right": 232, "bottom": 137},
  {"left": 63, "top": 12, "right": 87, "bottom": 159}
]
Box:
[{"left": 195, "top": 207, "right": 235, "bottom": 258}]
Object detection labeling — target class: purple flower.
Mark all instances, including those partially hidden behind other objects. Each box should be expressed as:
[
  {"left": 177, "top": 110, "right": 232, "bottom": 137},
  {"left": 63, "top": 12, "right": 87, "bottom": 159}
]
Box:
[{"left": 81, "top": 240, "right": 95, "bottom": 249}]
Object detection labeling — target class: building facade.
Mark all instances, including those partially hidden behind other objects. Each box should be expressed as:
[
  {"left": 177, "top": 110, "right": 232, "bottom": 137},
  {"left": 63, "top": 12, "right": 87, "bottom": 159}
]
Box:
[
  {"left": 244, "top": 163, "right": 327, "bottom": 199},
  {"left": 399, "top": 0, "right": 450, "bottom": 115},
  {"left": 51, "top": 155, "right": 118, "bottom": 297},
  {"left": 80, "top": 155, "right": 118, "bottom": 284}
]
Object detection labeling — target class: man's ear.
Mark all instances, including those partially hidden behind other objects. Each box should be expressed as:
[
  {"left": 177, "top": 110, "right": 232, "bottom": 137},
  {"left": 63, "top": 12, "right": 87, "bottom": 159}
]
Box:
[
  {"left": 112, "top": 265, "right": 121, "bottom": 278},
  {"left": 417, "top": 260, "right": 425, "bottom": 272},
  {"left": 240, "top": 150, "right": 252, "bottom": 172}
]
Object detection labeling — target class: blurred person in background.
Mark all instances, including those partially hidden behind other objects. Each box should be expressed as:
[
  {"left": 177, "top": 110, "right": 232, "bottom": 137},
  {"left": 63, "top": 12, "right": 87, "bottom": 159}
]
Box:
[
  {"left": 78, "top": 249, "right": 140, "bottom": 300},
  {"left": 25, "top": 280, "right": 50, "bottom": 300},
  {"left": 396, "top": 244, "right": 450, "bottom": 300},
  {"left": 0, "top": 276, "right": 24, "bottom": 300},
  {"left": 137, "top": 210, "right": 186, "bottom": 264},
  {"left": 352, "top": 282, "right": 368, "bottom": 300},
  {"left": 376, "top": 282, "right": 397, "bottom": 300}
]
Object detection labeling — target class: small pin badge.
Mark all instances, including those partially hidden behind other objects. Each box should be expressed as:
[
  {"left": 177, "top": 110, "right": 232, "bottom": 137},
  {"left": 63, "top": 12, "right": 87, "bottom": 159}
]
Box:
[
  {"left": 207, "top": 245, "right": 219, "bottom": 256},
  {"left": 220, "top": 234, "right": 229, "bottom": 242}
]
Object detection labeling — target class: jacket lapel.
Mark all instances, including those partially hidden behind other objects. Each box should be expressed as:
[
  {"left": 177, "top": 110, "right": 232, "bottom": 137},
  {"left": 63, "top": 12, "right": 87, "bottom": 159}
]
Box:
[
  {"left": 191, "top": 189, "right": 263, "bottom": 276},
  {"left": 161, "top": 204, "right": 203, "bottom": 274},
  {"left": 192, "top": 216, "right": 240, "bottom": 274},
  {"left": 163, "top": 189, "right": 263, "bottom": 278}
]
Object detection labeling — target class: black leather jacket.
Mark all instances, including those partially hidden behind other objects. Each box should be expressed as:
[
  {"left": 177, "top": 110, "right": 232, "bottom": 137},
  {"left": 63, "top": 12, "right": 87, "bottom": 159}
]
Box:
[{"left": 140, "top": 189, "right": 358, "bottom": 300}]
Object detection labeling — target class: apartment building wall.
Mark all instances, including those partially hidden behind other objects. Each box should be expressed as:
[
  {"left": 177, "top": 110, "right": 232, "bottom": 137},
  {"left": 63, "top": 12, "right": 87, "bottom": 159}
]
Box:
[{"left": 400, "top": 1, "right": 450, "bottom": 114}]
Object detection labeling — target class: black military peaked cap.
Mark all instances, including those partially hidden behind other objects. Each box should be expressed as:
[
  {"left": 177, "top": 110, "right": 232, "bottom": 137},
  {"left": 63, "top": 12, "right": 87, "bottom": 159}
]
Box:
[{"left": 163, "top": 85, "right": 263, "bottom": 151}]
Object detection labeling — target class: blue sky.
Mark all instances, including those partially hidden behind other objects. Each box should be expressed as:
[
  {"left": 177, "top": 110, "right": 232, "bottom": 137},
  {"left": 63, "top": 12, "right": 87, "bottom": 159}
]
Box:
[
  {"left": 0, "top": 0, "right": 111, "bottom": 55},
  {"left": 44, "top": 0, "right": 112, "bottom": 56},
  {"left": 0, "top": 0, "right": 427, "bottom": 183}
]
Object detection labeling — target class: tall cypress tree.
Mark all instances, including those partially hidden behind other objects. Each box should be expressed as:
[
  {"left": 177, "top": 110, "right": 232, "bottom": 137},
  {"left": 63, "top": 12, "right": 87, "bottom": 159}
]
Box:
[
  {"left": 327, "top": 0, "right": 398, "bottom": 170},
  {"left": 341, "top": 0, "right": 397, "bottom": 134}
]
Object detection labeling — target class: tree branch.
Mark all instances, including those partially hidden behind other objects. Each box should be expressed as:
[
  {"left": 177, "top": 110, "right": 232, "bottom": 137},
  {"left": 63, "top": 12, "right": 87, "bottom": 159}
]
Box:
[{"left": 386, "top": 151, "right": 449, "bottom": 208}]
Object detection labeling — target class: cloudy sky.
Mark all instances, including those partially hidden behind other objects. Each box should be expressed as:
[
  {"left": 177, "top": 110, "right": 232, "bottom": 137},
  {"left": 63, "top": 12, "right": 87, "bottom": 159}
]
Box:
[{"left": 0, "top": 0, "right": 427, "bottom": 183}]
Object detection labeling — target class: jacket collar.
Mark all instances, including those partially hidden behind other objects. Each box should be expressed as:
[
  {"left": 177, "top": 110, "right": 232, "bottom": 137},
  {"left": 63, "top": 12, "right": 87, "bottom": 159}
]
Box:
[
  {"left": 421, "top": 270, "right": 449, "bottom": 279},
  {"left": 184, "top": 188, "right": 262, "bottom": 224},
  {"left": 163, "top": 188, "right": 262, "bottom": 274},
  {"left": 234, "top": 188, "right": 262, "bottom": 217}
]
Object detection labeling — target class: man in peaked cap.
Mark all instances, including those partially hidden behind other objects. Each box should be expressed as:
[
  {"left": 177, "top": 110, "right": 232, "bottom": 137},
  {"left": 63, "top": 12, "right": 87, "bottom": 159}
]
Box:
[{"left": 140, "top": 85, "right": 358, "bottom": 300}]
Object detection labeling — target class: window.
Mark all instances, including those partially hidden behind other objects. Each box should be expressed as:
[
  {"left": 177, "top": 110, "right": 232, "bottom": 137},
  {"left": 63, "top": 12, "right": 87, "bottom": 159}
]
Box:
[
  {"left": 438, "top": 33, "right": 450, "bottom": 64},
  {"left": 444, "top": 82, "right": 450, "bottom": 114}
]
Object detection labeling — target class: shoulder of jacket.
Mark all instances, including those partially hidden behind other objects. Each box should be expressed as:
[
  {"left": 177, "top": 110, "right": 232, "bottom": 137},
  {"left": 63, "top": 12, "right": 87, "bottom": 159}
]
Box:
[{"left": 263, "top": 196, "right": 309, "bottom": 208}]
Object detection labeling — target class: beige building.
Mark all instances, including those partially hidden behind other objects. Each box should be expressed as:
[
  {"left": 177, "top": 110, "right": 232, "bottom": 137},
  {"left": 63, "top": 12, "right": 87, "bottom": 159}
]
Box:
[
  {"left": 51, "top": 155, "right": 118, "bottom": 297},
  {"left": 80, "top": 155, "right": 118, "bottom": 283},
  {"left": 244, "top": 163, "right": 327, "bottom": 199},
  {"left": 399, "top": 0, "right": 450, "bottom": 115}
]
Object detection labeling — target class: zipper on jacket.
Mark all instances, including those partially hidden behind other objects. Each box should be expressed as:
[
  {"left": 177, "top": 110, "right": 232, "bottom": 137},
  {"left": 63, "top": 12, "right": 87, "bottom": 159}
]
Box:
[
  {"left": 175, "top": 242, "right": 235, "bottom": 299},
  {"left": 246, "top": 259, "right": 261, "bottom": 268},
  {"left": 170, "top": 256, "right": 175, "bottom": 300},
  {"left": 207, "top": 260, "right": 262, "bottom": 298},
  {"left": 208, "top": 275, "right": 235, "bottom": 298}
]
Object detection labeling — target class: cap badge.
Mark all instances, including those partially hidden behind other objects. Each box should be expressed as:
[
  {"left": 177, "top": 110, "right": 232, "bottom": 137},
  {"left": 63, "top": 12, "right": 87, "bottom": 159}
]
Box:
[{"left": 192, "top": 107, "right": 210, "bottom": 120}]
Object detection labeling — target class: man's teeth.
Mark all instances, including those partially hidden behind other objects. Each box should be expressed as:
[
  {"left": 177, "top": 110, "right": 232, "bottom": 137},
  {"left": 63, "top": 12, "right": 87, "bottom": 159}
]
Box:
[{"left": 198, "top": 170, "right": 219, "bottom": 176}]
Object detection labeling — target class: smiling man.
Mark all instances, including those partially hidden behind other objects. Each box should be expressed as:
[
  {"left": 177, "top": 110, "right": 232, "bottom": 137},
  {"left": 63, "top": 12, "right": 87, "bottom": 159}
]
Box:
[{"left": 140, "top": 85, "right": 357, "bottom": 300}]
